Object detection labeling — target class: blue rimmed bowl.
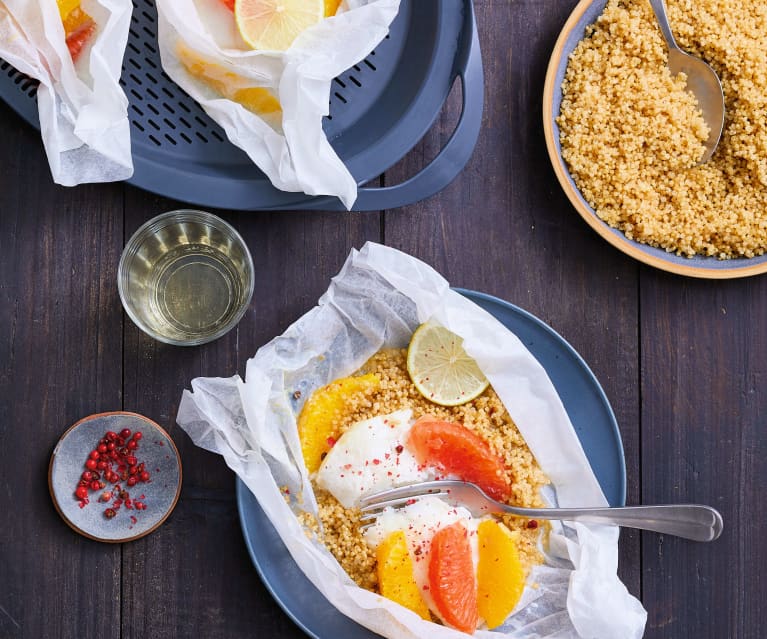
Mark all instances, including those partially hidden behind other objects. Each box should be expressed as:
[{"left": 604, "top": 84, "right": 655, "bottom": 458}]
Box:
[{"left": 542, "top": 0, "right": 767, "bottom": 279}]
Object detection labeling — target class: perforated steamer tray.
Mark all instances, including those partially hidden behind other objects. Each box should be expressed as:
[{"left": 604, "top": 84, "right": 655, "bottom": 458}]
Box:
[{"left": 0, "top": 0, "right": 483, "bottom": 211}]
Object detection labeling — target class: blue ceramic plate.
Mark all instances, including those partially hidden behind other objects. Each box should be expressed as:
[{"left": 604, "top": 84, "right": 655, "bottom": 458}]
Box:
[
  {"left": 236, "top": 289, "right": 626, "bottom": 639},
  {"left": 542, "top": 0, "right": 767, "bottom": 279},
  {"left": 49, "top": 412, "right": 182, "bottom": 543}
]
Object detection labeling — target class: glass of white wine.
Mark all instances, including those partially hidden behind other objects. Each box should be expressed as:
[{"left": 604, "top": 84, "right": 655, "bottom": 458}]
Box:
[{"left": 118, "top": 210, "right": 254, "bottom": 346}]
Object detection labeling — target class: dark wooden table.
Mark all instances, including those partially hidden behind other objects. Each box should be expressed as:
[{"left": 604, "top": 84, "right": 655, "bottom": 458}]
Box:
[{"left": 0, "top": 1, "right": 764, "bottom": 637}]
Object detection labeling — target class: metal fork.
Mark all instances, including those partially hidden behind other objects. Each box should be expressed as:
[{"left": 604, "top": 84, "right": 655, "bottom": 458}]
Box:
[{"left": 358, "top": 480, "right": 723, "bottom": 542}]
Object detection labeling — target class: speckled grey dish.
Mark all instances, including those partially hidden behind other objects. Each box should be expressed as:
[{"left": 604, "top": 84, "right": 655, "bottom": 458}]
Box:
[
  {"left": 49, "top": 412, "right": 182, "bottom": 543},
  {"left": 542, "top": 0, "right": 767, "bottom": 279}
]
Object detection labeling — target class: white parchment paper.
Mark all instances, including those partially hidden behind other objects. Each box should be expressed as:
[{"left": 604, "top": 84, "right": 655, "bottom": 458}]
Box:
[
  {"left": 156, "top": 0, "right": 400, "bottom": 210},
  {"left": 0, "top": 0, "right": 133, "bottom": 184},
  {"left": 177, "top": 242, "right": 648, "bottom": 639}
]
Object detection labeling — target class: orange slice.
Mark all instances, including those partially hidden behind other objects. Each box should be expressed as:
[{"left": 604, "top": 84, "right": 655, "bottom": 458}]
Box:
[
  {"left": 407, "top": 416, "right": 511, "bottom": 501},
  {"left": 231, "top": 88, "right": 282, "bottom": 114},
  {"left": 62, "top": 7, "right": 92, "bottom": 36},
  {"left": 176, "top": 42, "right": 282, "bottom": 117},
  {"left": 234, "top": 0, "right": 324, "bottom": 51},
  {"left": 377, "top": 531, "right": 430, "bottom": 620},
  {"left": 297, "top": 373, "right": 381, "bottom": 473},
  {"left": 477, "top": 520, "right": 526, "bottom": 628},
  {"left": 56, "top": 0, "right": 80, "bottom": 21},
  {"left": 428, "top": 521, "right": 478, "bottom": 633},
  {"left": 324, "top": 0, "right": 342, "bottom": 16}
]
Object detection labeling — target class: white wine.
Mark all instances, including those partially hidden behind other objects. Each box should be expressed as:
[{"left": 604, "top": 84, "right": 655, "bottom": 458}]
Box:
[
  {"left": 119, "top": 211, "right": 254, "bottom": 346},
  {"left": 144, "top": 243, "right": 247, "bottom": 341}
]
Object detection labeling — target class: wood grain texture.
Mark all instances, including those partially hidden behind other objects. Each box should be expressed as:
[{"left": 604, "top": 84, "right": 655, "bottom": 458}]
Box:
[
  {"left": 0, "top": 0, "right": 765, "bottom": 637},
  {"left": 0, "top": 102, "right": 124, "bottom": 638},
  {"left": 119, "top": 186, "right": 380, "bottom": 639},
  {"left": 640, "top": 272, "right": 767, "bottom": 639}
]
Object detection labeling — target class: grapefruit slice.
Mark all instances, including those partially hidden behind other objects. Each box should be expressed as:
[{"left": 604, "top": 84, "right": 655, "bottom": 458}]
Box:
[
  {"left": 65, "top": 15, "right": 95, "bottom": 62},
  {"left": 377, "top": 530, "right": 430, "bottom": 620},
  {"left": 477, "top": 520, "right": 526, "bottom": 628},
  {"left": 428, "top": 521, "right": 478, "bottom": 633},
  {"left": 407, "top": 416, "right": 511, "bottom": 501},
  {"left": 235, "top": 0, "right": 324, "bottom": 51},
  {"left": 297, "top": 373, "right": 380, "bottom": 473}
]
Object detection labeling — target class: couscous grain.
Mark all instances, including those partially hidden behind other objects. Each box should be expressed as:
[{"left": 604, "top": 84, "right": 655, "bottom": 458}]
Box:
[
  {"left": 309, "top": 349, "right": 549, "bottom": 592},
  {"left": 557, "top": 0, "right": 767, "bottom": 258}
]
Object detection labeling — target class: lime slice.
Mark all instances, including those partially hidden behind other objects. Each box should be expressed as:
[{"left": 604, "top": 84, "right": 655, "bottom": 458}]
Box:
[
  {"left": 406, "top": 323, "right": 489, "bottom": 406},
  {"left": 235, "top": 0, "right": 324, "bottom": 51}
]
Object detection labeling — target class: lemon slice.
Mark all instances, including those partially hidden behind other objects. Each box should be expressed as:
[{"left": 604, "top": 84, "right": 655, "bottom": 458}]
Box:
[
  {"left": 406, "top": 322, "right": 489, "bottom": 406},
  {"left": 235, "top": 0, "right": 324, "bottom": 51}
]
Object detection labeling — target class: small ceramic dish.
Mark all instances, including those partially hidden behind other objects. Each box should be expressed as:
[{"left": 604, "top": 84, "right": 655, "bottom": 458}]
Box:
[
  {"left": 49, "top": 412, "right": 182, "bottom": 543},
  {"left": 542, "top": 0, "right": 767, "bottom": 279}
]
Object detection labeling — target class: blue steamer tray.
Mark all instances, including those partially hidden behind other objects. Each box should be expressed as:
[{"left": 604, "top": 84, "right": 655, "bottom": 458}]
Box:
[
  {"left": 236, "top": 288, "right": 627, "bottom": 639},
  {"left": 0, "top": 0, "right": 483, "bottom": 211}
]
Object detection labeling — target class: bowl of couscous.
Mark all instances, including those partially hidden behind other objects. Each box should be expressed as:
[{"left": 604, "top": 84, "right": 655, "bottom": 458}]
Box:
[{"left": 543, "top": 0, "right": 767, "bottom": 278}]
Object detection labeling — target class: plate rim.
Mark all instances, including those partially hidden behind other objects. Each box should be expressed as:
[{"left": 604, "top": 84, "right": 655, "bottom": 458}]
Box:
[
  {"left": 542, "top": 0, "right": 767, "bottom": 280},
  {"left": 455, "top": 287, "right": 627, "bottom": 504},
  {"left": 235, "top": 288, "right": 627, "bottom": 638},
  {"left": 48, "top": 410, "right": 183, "bottom": 544}
]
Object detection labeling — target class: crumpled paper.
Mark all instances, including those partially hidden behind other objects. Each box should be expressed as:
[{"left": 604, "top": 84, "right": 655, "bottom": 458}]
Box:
[
  {"left": 177, "top": 242, "right": 648, "bottom": 639},
  {"left": 155, "top": 0, "right": 400, "bottom": 209},
  {"left": 0, "top": 0, "right": 133, "bottom": 184}
]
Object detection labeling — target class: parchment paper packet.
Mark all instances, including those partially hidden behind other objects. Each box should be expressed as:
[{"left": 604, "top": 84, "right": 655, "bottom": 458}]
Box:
[
  {"left": 177, "top": 242, "right": 648, "bottom": 639},
  {"left": 155, "top": 0, "right": 400, "bottom": 210},
  {"left": 0, "top": 0, "right": 133, "bottom": 184}
]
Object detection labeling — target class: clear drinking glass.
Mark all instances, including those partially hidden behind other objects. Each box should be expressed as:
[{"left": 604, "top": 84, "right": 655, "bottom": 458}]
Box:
[{"left": 118, "top": 210, "right": 254, "bottom": 346}]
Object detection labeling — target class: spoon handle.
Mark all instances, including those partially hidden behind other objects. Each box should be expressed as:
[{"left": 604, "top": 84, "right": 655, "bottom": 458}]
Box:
[{"left": 648, "top": 0, "right": 679, "bottom": 51}]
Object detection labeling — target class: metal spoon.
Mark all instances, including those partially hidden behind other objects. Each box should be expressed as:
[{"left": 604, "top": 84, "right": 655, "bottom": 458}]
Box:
[{"left": 648, "top": 0, "right": 725, "bottom": 162}]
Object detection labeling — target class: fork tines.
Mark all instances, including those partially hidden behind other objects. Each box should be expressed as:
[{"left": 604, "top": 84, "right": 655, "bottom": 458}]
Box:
[{"left": 357, "top": 481, "right": 455, "bottom": 529}]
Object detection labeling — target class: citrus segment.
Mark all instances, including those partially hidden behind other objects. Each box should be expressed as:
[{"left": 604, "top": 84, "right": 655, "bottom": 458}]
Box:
[
  {"left": 176, "top": 42, "right": 282, "bottom": 117},
  {"left": 232, "top": 87, "right": 282, "bottom": 114},
  {"left": 324, "top": 0, "right": 342, "bottom": 16},
  {"left": 62, "top": 7, "right": 93, "bottom": 36},
  {"left": 406, "top": 323, "right": 489, "bottom": 406},
  {"left": 428, "top": 521, "right": 478, "bottom": 633},
  {"left": 407, "top": 416, "right": 511, "bottom": 501},
  {"left": 57, "top": 0, "right": 96, "bottom": 62},
  {"left": 65, "top": 15, "right": 95, "bottom": 62},
  {"left": 297, "top": 373, "right": 381, "bottom": 473},
  {"left": 56, "top": 0, "right": 79, "bottom": 21},
  {"left": 477, "top": 520, "right": 526, "bottom": 628},
  {"left": 235, "top": 0, "right": 324, "bottom": 51},
  {"left": 376, "top": 530, "right": 431, "bottom": 620}
]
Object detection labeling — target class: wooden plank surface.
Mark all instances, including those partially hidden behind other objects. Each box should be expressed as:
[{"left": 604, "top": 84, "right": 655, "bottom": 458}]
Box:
[
  {"left": 0, "top": 104, "right": 124, "bottom": 638},
  {"left": 0, "top": 0, "right": 764, "bottom": 637},
  {"left": 640, "top": 273, "right": 767, "bottom": 638},
  {"left": 119, "top": 192, "right": 381, "bottom": 639}
]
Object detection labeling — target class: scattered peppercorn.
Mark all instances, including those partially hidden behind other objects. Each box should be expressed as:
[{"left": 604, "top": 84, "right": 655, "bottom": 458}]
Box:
[{"left": 73, "top": 428, "right": 151, "bottom": 522}]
